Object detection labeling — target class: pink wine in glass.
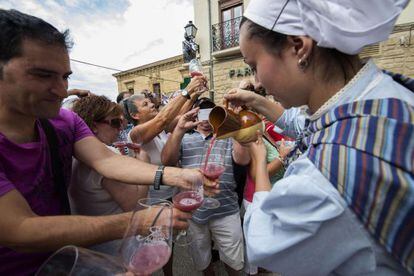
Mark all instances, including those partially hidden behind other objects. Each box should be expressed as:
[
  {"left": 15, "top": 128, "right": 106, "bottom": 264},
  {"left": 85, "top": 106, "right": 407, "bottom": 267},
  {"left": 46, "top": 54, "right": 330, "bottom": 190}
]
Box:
[
  {"left": 113, "top": 141, "right": 127, "bottom": 155},
  {"left": 190, "top": 71, "right": 203, "bottom": 78},
  {"left": 126, "top": 142, "right": 141, "bottom": 152},
  {"left": 129, "top": 242, "right": 171, "bottom": 275},
  {"left": 173, "top": 191, "right": 203, "bottom": 212},
  {"left": 200, "top": 136, "right": 222, "bottom": 209},
  {"left": 202, "top": 164, "right": 225, "bottom": 180}
]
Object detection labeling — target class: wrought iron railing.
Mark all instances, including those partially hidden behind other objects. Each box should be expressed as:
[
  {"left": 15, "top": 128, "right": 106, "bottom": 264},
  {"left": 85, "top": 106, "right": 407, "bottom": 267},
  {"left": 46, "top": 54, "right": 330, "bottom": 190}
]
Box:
[{"left": 212, "top": 16, "right": 242, "bottom": 52}]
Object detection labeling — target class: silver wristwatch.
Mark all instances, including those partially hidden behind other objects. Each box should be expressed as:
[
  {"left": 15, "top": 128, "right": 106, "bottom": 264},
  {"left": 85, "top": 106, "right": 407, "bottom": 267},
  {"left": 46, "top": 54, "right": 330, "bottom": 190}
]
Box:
[{"left": 181, "top": 89, "right": 191, "bottom": 100}]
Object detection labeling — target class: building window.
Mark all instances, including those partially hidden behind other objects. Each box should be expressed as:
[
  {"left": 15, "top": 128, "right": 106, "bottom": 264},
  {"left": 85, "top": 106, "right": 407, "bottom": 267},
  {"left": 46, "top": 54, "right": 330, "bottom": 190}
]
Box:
[
  {"left": 212, "top": 0, "right": 243, "bottom": 51},
  {"left": 153, "top": 83, "right": 161, "bottom": 95},
  {"left": 124, "top": 81, "right": 135, "bottom": 93}
]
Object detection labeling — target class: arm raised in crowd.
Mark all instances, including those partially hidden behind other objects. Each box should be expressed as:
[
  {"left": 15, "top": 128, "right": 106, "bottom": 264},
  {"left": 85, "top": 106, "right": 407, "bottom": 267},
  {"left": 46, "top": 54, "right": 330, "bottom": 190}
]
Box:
[
  {"left": 161, "top": 108, "right": 200, "bottom": 166},
  {"left": 248, "top": 133, "right": 272, "bottom": 192},
  {"left": 165, "top": 88, "right": 206, "bottom": 133},
  {"left": 248, "top": 139, "right": 290, "bottom": 185},
  {"left": 129, "top": 76, "right": 206, "bottom": 144},
  {"left": 67, "top": 88, "right": 92, "bottom": 98}
]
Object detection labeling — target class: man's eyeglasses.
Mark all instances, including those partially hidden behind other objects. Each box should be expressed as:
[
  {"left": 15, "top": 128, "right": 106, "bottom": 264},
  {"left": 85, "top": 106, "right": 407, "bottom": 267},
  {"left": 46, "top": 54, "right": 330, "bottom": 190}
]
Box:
[{"left": 97, "top": 118, "right": 123, "bottom": 129}]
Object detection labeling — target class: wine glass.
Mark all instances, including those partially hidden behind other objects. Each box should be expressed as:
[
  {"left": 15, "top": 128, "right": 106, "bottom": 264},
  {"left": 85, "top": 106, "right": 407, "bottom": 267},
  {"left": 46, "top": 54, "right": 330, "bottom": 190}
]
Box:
[
  {"left": 189, "top": 58, "right": 203, "bottom": 78},
  {"left": 189, "top": 58, "right": 208, "bottom": 94},
  {"left": 113, "top": 135, "right": 142, "bottom": 158},
  {"left": 35, "top": 245, "right": 127, "bottom": 276},
  {"left": 172, "top": 174, "right": 204, "bottom": 246},
  {"left": 120, "top": 198, "right": 173, "bottom": 276},
  {"left": 200, "top": 139, "right": 226, "bottom": 209}
]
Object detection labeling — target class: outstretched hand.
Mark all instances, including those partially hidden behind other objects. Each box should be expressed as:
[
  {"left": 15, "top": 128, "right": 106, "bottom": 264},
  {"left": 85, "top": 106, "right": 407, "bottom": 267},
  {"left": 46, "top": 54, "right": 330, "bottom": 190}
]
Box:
[
  {"left": 178, "top": 169, "right": 220, "bottom": 196},
  {"left": 248, "top": 131, "right": 267, "bottom": 166},
  {"left": 186, "top": 75, "right": 208, "bottom": 96},
  {"left": 176, "top": 108, "right": 200, "bottom": 132}
]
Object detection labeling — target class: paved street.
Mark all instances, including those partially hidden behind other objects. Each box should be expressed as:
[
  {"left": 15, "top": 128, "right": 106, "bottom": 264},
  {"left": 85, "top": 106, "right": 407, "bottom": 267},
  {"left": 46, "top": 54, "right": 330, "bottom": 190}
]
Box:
[{"left": 154, "top": 244, "right": 280, "bottom": 276}]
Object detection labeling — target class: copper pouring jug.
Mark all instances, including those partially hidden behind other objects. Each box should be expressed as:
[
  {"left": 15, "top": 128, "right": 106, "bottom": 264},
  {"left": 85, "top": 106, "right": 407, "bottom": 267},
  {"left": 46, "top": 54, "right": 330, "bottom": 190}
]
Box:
[{"left": 208, "top": 104, "right": 264, "bottom": 143}]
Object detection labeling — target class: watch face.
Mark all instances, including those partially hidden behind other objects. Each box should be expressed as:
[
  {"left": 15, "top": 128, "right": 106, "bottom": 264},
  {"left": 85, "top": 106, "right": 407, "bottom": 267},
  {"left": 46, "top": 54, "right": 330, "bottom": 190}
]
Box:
[{"left": 181, "top": 90, "right": 190, "bottom": 98}]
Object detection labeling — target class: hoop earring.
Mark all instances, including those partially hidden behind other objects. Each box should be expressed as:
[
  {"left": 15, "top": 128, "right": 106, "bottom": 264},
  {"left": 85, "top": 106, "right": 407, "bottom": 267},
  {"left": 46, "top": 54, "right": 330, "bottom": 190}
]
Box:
[{"left": 298, "top": 58, "right": 309, "bottom": 71}]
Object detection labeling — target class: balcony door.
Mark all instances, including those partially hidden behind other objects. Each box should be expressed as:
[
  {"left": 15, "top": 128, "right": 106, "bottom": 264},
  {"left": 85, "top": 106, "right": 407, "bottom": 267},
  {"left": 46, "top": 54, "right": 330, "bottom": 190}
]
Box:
[{"left": 220, "top": 0, "right": 242, "bottom": 49}]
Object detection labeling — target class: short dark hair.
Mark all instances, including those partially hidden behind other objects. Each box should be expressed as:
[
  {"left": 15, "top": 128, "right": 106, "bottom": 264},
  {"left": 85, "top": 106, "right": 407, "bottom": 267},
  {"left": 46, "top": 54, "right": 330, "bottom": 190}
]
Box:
[
  {"left": 0, "top": 9, "right": 72, "bottom": 77},
  {"left": 123, "top": 94, "right": 145, "bottom": 125},
  {"left": 193, "top": 97, "right": 215, "bottom": 109}
]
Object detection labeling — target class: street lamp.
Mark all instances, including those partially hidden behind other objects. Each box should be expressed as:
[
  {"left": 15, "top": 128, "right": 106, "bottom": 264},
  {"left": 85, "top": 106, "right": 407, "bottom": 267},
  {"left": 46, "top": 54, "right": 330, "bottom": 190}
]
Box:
[
  {"left": 184, "top": 21, "right": 198, "bottom": 40},
  {"left": 183, "top": 21, "right": 199, "bottom": 63}
]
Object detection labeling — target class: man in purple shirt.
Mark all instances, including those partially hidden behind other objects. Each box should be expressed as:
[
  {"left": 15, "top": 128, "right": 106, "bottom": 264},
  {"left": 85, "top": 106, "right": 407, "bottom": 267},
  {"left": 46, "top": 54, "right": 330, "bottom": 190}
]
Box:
[{"left": 0, "top": 9, "right": 218, "bottom": 275}]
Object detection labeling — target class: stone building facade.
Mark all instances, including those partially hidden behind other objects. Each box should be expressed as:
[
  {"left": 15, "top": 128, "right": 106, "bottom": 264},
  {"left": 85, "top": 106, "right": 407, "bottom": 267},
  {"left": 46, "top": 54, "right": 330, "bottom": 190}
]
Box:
[
  {"left": 113, "top": 55, "right": 189, "bottom": 97},
  {"left": 371, "top": 24, "right": 414, "bottom": 77},
  {"left": 114, "top": 1, "right": 414, "bottom": 103}
]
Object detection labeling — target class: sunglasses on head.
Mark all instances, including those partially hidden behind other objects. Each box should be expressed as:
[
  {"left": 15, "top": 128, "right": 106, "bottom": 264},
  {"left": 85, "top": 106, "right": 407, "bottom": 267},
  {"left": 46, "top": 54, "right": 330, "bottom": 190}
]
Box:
[{"left": 98, "top": 118, "right": 123, "bottom": 129}]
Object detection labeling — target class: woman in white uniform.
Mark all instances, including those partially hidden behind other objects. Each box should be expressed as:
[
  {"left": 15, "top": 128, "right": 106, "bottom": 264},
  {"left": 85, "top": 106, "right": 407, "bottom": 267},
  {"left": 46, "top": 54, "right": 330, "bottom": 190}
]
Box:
[{"left": 224, "top": 0, "right": 414, "bottom": 275}]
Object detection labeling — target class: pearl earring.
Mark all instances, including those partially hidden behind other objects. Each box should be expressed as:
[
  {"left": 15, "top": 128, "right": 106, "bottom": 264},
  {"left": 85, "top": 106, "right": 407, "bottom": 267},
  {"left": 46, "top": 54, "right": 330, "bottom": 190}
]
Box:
[{"left": 298, "top": 57, "right": 309, "bottom": 71}]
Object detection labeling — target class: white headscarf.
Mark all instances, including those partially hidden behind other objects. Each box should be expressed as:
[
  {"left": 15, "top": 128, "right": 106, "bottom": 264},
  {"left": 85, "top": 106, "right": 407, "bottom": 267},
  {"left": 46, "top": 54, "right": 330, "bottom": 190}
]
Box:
[{"left": 244, "top": 0, "right": 409, "bottom": 55}]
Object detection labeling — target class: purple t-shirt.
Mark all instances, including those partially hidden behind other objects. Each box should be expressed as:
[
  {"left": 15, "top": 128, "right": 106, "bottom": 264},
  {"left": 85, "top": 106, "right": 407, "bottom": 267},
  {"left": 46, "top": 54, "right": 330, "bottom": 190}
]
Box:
[{"left": 0, "top": 109, "right": 93, "bottom": 275}]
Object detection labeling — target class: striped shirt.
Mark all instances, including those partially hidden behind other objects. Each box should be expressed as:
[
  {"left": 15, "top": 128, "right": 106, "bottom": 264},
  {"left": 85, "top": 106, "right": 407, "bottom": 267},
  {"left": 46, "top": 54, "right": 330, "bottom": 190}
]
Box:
[{"left": 179, "top": 131, "right": 239, "bottom": 224}]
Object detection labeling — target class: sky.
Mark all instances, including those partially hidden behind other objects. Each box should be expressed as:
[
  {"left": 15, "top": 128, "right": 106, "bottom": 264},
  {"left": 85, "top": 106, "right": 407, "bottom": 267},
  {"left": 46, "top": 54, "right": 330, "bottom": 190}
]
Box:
[{"left": 1, "top": 0, "right": 194, "bottom": 100}]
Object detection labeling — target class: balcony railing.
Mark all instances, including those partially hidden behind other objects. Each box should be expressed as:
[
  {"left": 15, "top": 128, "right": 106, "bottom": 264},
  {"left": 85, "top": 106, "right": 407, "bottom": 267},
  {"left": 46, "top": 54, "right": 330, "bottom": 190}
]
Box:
[{"left": 212, "top": 16, "right": 242, "bottom": 52}]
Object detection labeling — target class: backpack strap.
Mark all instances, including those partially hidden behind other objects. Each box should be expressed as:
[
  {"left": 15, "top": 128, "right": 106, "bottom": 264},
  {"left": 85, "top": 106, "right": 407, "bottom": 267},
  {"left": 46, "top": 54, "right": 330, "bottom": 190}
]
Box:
[{"left": 39, "top": 119, "right": 71, "bottom": 215}]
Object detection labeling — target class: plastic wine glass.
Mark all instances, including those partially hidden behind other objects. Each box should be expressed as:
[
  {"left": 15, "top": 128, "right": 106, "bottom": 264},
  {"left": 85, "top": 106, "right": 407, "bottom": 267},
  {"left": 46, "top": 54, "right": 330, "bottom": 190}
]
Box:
[
  {"left": 189, "top": 58, "right": 208, "bottom": 94},
  {"left": 35, "top": 245, "right": 127, "bottom": 276},
  {"left": 200, "top": 139, "right": 226, "bottom": 209},
  {"left": 189, "top": 58, "right": 204, "bottom": 78},
  {"left": 113, "top": 135, "right": 142, "bottom": 158},
  {"left": 120, "top": 198, "right": 173, "bottom": 276},
  {"left": 172, "top": 174, "right": 204, "bottom": 246}
]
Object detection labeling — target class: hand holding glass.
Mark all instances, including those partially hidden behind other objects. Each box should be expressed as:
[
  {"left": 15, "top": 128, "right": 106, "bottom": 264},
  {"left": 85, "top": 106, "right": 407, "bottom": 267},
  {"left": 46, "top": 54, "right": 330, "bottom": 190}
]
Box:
[
  {"left": 189, "top": 58, "right": 203, "bottom": 78},
  {"left": 120, "top": 198, "right": 173, "bottom": 276},
  {"left": 172, "top": 174, "right": 204, "bottom": 245},
  {"left": 200, "top": 140, "right": 226, "bottom": 209},
  {"left": 189, "top": 58, "right": 208, "bottom": 93}
]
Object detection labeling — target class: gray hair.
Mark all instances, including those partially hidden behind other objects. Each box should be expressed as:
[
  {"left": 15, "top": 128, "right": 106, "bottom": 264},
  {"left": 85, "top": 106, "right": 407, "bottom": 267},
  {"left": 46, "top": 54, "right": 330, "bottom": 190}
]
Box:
[{"left": 123, "top": 94, "right": 145, "bottom": 125}]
